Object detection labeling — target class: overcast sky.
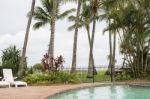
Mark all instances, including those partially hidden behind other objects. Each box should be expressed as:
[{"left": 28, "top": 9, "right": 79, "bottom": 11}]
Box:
[{"left": 0, "top": 0, "right": 123, "bottom": 68}]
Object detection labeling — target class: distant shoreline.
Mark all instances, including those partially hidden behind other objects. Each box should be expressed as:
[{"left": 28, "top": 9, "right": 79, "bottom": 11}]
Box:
[{"left": 62, "top": 66, "right": 122, "bottom": 71}]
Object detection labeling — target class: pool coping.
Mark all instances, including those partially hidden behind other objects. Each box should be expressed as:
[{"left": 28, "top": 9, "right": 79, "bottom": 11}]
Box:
[{"left": 45, "top": 82, "right": 150, "bottom": 99}]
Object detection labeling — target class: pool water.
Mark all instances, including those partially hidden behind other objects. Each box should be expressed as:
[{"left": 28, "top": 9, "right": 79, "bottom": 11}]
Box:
[{"left": 48, "top": 85, "right": 150, "bottom": 99}]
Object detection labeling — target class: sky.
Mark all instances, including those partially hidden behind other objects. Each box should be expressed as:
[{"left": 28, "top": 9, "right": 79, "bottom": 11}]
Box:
[{"left": 0, "top": 0, "right": 123, "bottom": 68}]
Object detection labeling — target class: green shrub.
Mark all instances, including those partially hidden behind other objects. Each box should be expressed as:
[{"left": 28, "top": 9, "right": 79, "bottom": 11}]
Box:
[
  {"left": 115, "top": 72, "right": 132, "bottom": 81},
  {"left": 24, "top": 72, "right": 50, "bottom": 84},
  {"left": 1, "top": 45, "right": 22, "bottom": 75},
  {"left": 59, "top": 71, "right": 80, "bottom": 83},
  {"left": 33, "top": 63, "right": 43, "bottom": 71},
  {"left": 24, "top": 71, "right": 80, "bottom": 85}
]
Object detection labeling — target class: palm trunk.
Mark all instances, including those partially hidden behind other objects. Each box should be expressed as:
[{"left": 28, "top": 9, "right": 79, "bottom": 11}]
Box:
[
  {"left": 144, "top": 40, "right": 150, "bottom": 71},
  {"left": 86, "top": 25, "right": 97, "bottom": 75},
  {"left": 87, "top": 14, "right": 96, "bottom": 78},
  {"left": 106, "top": 20, "right": 113, "bottom": 75},
  {"left": 137, "top": 44, "right": 141, "bottom": 77},
  {"left": 86, "top": 26, "right": 97, "bottom": 75},
  {"left": 18, "top": 0, "right": 35, "bottom": 77},
  {"left": 71, "top": 0, "right": 81, "bottom": 73},
  {"left": 106, "top": 31, "right": 113, "bottom": 75},
  {"left": 112, "top": 32, "right": 116, "bottom": 82},
  {"left": 48, "top": 0, "right": 57, "bottom": 68},
  {"left": 141, "top": 41, "right": 144, "bottom": 75}
]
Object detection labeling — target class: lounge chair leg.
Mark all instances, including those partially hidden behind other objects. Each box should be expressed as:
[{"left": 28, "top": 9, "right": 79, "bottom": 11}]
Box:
[{"left": 15, "top": 84, "right": 18, "bottom": 88}]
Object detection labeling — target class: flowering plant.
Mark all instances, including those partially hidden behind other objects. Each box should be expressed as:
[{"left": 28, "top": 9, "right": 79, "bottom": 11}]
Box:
[{"left": 41, "top": 53, "right": 65, "bottom": 72}]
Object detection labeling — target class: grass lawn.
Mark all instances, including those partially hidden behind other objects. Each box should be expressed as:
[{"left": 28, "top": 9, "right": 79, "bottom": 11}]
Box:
[{"left": 76, "top": 70, "right": 111, "bottom": 83}]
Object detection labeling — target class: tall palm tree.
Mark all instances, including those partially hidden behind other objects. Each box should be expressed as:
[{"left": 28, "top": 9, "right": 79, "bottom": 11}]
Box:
[
  {"left": 33, "top": 0, "right": 75, "bottom": 68},
  {"left": 48, "top": 0, "right": 57, "bottom": 63},
  {"left": 100, "top": 0, "right": 113, "bottom": 75},
  {"left": 101, "top": 0, "right": 125, "bottom": 80},
  {"left": 81, "top": 2, "right": 97, "bottom": 75},
  {"left": 87, "top": 0, "right": 101, "bottom": 78},
  {"left": 103, "top": 0, "right": 150, "bottom": 78},
  {"left": 70, "top": 0, "right": 82, "bottom": 73},
  {"left": 18, "top": 0, "right": 35, "bottom": 77},
  {"left": 68, "top": 2, "right": 97, "bottom": 75}
]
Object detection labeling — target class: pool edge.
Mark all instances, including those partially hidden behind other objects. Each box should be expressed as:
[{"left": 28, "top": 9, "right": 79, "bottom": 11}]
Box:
[{"left": 45, "top": 82, "right": 150, "bottom": 99}]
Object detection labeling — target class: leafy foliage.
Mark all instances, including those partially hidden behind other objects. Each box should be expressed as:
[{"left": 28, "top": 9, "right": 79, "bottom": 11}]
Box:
[
  {"left": 41, "top": 53, "right": 65, "bottom": 71},
  {"left": 33, "top": 63, "right": 43, "bottom": 71},
  {"left": 101, "top": 0, "right": 150, "bottom": 78},
  {"left": 32, "top": 0, "right": 75, "bottom": 30},
  {"left": 115, "top": 72, "right": 132, "bottom": 81},
  {"left": 24, "top": 71, "right": 79, "bottom": 85},
  {"left": 1, "top": 45, "right": 22, "bottom": 75}
]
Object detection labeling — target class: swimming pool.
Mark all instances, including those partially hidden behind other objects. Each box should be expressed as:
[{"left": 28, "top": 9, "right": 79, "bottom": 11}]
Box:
[{"left": 47, "top": 85, "right": 150, "bottom": 99}]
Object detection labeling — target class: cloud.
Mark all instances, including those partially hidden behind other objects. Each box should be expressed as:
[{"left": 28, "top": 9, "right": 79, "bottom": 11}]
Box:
[
  {"left": 0, "top": 26, "right": 123, "bottom": 68},
  {"left": 0, "top": 1, "right": 123, "bottom": 68}
]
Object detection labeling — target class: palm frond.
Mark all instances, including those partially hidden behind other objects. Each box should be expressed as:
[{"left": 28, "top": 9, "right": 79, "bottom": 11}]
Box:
[
  {"left": 41, "top": 0, "right": 53, "bottom": 13},
  {"left": 68, "top": 15, "right": 76, "bottom": 21},
  {"left": 68, "top": 24, "right": 76, "bottom": 31},
  {"left": 33, "top": 21, "right": 48, "bottom": 30},
  {"left": 58, "top": 8, "right": 76, "bottom": 20},
  {"left": 33, "top": 7, "right": 50, "bottom": 22}
]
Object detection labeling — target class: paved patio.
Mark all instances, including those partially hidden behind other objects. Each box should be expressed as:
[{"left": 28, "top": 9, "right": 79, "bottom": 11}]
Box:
[
  {"left": 0, "top": 81, "right": 150, "bottom": 99},
  {"left": 0, "top": 83, "right": 102, "bottom": 99}
]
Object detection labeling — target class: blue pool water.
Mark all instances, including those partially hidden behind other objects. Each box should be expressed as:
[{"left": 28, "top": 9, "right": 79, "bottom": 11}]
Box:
[{"left": 48, "top": 85, "right": 150, "bottom": 99}]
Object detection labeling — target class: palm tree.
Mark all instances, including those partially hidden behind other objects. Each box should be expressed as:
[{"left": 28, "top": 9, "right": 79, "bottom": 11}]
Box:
[
  {"left": 33, "top": 0, "right": 75, "bottom": 68},
  {"left": 101, "top": 0, "right": 126, "bottom": 80},
  {"left": 100, "top": 0, "right": 114, "bottom": 75},
  {"left": 48, "top": 0, "right": 57, "bottom": 65},
  {"left": 81, "top": 2, "right": 97, "bottom": 75},
  {"left": 68, "top": 2, "right": 97, "bottom": 75},
  {"left": 70, "top": 0, "right": 82, "bottom": 73},
  {"left": 18, "top": 0, "right": 35, "bottom": 77},
  {"left": 87, "top": 0, "right": 101, "bottom": 78},
  {"left": 103, "top": 0, "right": 150, "bottom": 78}
]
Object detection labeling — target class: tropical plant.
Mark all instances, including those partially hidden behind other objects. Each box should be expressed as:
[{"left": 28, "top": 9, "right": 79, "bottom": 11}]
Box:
[
  {"left": 102, "top": 0, "right": 150, "bottom": 78},
  {"left": 18, "top": 0, "right": 35, "bottom": 77},
  {"left": 68, "top": 1, "right": 97, "bottom": 75},
  {"left": 87, "top": 0, "right": 101, "bottom": 78},
  {"left": 70, "top": 0, "right": 102, "bottom": 77},
  {"left": 41, "top": 53, "right": 65, "bottom": 71},
  {"left": 101, "top": 0, "right": 133, "bottom": 81},
  {"left": 2, "top": 45, "right": 23, "bottom": 75},
  {"left": 32, "top": 0, "right": 75, "bottom": 68},
  {"left": 70, "top": 0, "right": 82, "bottom": 73},
  {"left": 33, "top": 63, "right": 43, "bottom": 71},
  {"left": 24, "top": 71, "right": 79, "bottom": 84}
]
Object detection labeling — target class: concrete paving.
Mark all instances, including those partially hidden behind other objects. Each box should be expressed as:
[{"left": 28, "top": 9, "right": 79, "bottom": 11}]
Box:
[
  {"left": 0, "top": 81, "right": 150, "bottom": 99},
  {"left": 0, "top": 83, "right": 100, "bottom": 99}
]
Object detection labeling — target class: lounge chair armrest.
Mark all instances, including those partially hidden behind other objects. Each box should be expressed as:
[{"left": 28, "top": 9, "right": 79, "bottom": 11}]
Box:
[
  {"left": 1, "top": 78, "right": 5, "bottom": 81},
  {"left": 0, "top": 77, "right": 2, "bottom": 80},
  {"left": 13, "top": 77, "right": 18, "bottom": 80}
]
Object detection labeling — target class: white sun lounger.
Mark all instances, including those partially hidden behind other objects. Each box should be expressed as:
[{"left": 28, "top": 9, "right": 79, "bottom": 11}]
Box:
[
  {"left": 0, "top": 81, "right": 10, "bottom": 88},
  {"left": 3, "top": 69, "right": 27, "bottom": 87},
  {"left": 0, "top": 77, "right": 10, "bottom": 88}
]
